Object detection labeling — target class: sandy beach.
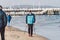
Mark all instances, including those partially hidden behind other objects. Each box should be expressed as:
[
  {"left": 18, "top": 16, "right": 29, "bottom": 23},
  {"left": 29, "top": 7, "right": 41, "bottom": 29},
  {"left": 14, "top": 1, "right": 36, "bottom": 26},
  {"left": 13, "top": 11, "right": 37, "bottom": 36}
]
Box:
[{"left": 0, "top": 26, "right": 48, "bottom": 40}]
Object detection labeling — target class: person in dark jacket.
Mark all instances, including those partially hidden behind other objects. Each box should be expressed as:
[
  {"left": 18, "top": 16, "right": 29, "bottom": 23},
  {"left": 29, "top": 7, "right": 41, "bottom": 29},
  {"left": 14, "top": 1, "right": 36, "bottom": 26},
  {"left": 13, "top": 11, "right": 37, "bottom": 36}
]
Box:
[
  {"left": 26, "top": 10, "right": 36, "bottom": 37},
  {"left": 0, "top": 5, "right": 7, "bottom": 40},
  {"left": 7, "top": 14, "right": 12, "bottom": 27}
]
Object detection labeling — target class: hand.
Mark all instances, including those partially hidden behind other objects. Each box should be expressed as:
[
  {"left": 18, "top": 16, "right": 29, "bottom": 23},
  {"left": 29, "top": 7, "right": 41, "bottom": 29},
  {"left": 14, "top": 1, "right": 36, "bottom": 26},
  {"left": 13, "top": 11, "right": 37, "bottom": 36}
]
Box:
[
  {"left": 26, "top": 24, "right": 28, "bottom": 27},
  {"left": 33, "top": 23, "right": 35, "bottom": 24}
]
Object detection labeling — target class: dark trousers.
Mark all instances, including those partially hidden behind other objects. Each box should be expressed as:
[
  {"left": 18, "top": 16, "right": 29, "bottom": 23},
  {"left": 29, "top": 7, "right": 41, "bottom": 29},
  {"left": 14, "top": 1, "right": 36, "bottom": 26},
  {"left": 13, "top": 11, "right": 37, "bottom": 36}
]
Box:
[
  {"left": 28, "top": 24, "right": 33, "bottom": 36},
  {"left": 0, "top": 28, "right": 5, "bottom": 40}
]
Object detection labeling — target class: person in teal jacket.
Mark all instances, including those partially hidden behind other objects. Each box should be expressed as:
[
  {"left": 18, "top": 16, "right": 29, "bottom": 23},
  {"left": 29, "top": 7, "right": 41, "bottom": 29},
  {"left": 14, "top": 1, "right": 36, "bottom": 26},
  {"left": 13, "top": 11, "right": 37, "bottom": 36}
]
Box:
[{"left": 26, "top": 11, "right": 36, "bottom": 37}]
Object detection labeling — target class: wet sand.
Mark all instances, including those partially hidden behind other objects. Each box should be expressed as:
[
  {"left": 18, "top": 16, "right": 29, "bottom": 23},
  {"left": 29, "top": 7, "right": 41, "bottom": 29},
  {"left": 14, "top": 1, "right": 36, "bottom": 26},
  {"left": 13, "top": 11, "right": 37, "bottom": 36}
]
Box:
[{"left": 0, "top": 26, "right": 48, "bottom": 40}]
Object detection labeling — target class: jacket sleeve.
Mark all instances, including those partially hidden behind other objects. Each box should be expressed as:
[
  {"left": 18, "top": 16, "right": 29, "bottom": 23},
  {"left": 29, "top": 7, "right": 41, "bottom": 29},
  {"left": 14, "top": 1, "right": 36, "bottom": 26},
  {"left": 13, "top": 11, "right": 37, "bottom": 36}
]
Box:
[
  {"left": 33, "top": 14, "right": 36, "bottom": 23},
  {"left": 26, "top": 15, "right": 27, "bottom": 24},
  {"left": 3, "top": 12, "right": 7, "bottom": 27}
]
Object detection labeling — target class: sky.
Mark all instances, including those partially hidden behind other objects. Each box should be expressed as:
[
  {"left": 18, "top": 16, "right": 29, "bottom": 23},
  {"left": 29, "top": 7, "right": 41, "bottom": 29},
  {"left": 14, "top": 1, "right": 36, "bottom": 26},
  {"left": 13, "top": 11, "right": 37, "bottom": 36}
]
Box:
[{"left": 0, "top": 0, "right": 60, "bottom": 7}]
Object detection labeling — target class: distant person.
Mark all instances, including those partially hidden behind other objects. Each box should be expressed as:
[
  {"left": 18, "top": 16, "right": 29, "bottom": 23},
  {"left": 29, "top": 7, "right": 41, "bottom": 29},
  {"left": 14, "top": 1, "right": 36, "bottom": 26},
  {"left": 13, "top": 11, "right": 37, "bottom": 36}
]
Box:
[
  {"left": 26, "top": 11, "right": 36, "bottom": 37},
  {"left": 0, "top": 5, "right": 7, "bottom": 40},
  {"left": 7, "top": 14, "right": 12, "bottom": 27}
]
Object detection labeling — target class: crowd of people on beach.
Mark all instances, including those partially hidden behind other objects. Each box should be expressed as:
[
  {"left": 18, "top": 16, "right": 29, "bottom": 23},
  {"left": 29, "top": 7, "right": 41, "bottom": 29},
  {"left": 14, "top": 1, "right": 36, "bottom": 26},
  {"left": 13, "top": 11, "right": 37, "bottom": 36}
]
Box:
[{"left": 0, "top": 5, "right": 36, "bottom": 40}]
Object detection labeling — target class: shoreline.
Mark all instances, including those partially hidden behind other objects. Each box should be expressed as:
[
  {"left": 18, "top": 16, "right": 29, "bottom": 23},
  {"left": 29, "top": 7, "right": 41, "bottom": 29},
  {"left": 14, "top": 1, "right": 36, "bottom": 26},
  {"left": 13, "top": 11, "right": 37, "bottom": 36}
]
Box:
[{"left": 0, "top": 26, "right": 48, "bottom": 40}]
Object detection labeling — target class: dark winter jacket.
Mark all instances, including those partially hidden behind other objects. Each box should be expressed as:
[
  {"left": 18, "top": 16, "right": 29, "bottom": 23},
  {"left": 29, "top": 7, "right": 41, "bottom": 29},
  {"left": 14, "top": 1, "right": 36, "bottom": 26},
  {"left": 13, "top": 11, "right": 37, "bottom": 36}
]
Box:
[{"left": 0, "top": 9, "right": 7, "bottom": 29}]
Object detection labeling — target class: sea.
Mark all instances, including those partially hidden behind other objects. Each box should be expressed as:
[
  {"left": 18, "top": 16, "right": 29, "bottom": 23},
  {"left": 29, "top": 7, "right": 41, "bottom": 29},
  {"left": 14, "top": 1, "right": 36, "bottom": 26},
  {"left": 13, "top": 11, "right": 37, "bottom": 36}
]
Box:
[{"left": 8, "top": 15, "right": 60, "bottom": 40}]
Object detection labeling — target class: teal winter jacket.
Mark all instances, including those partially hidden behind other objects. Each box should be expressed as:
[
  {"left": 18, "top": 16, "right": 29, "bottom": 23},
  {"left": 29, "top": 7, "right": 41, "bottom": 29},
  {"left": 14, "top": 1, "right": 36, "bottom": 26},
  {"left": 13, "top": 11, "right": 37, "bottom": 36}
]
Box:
[{"left": 26, "top": 13, "right": 35, "bottom": 24}]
